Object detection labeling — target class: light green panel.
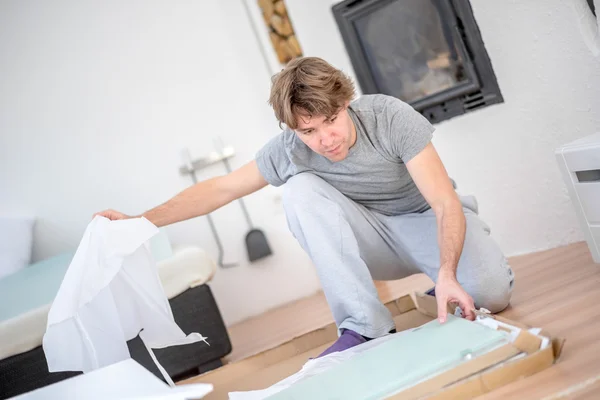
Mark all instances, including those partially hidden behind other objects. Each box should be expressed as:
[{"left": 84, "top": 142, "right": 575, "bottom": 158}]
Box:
[{"left": 267, "top": 315, "right": 509, "bottom": 400}]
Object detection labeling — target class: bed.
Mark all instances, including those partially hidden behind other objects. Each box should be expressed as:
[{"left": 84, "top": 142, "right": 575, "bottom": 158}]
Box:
[{"left": 0, "top": 242, "right": 232, "bottom": 400}]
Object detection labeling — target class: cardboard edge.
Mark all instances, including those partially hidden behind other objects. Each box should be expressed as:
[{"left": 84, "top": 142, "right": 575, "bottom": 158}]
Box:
[
  {"left": 414, "top": 291, "right": 566, "bottom": 360},
  {"left": 395, "top": 294, "right": 418, "bottom": 313},
  {"left": 513, "top": 330, "right": 542, "bottom": 355},
  {"left": 385, "top": 343, "right": 522, "bottom": 400},
  {"left": 551, "top": 337, "right": 566, "bottom": 360},
  {"left": 182, "top": 323, "right": 339, "bottom": 385},
  {"left": 497, "top": 325, "right": 511, "bottom": 333},
  {"left": 480, "top": 315, "right": 565, "bottom": 359},
  {"left": 414, "top": 291, "right": 461, "bottom": 319},
  {"left": 426, "top": 344, "right": 556, "bottom": 399},
  {"left": 493, "top": 314, "right": 531, "bottom": 330}
]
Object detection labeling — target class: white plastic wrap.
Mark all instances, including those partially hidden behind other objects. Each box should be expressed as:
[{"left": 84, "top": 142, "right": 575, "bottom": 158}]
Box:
[{"left": 42, "top": 216, "right": 208, "bottom": 386}]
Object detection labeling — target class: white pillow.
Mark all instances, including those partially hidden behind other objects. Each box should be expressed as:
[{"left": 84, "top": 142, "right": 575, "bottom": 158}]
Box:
[{"left": 0, "top": 216, "right": 35, "bottom": 279}]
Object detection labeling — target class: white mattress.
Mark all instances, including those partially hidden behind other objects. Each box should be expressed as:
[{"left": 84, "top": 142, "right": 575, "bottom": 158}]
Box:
[{"left": 0, "top": 246, "right": 216, "bottom": 361}]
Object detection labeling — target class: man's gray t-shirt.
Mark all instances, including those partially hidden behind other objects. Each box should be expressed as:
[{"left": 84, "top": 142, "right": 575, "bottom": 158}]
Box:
[{"left": 255, "top": 94, "right": 435, "bottom": 216}]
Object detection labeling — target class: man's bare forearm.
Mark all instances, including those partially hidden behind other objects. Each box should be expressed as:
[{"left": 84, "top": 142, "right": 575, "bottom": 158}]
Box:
[
  {"left": 435, "top": 200, "right": 466, "bottom": 279},
  {"left": 94, "top": 161, "right": 267, "bottom": 226},
  {"left": 137, "top": 177, "right": 230, "bottom": 227}
]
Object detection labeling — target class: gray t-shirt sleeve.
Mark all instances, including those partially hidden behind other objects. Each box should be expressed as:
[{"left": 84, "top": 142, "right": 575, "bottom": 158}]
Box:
[
  {"left": 385, "top": 98, "right": 435, "bottom": 162},
  {"left": 255, "top": 132, "right": 295, "bottom": 187}
]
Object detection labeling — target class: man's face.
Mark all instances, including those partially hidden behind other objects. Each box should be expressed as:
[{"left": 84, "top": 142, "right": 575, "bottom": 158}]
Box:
[{"left": 293, "top": 103, "right": 356, "bottom": 162}]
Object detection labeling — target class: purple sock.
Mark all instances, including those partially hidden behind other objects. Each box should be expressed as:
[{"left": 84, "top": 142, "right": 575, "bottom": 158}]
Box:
[{"left": 316, "top": 329, "right": 366, "bottom": 358}]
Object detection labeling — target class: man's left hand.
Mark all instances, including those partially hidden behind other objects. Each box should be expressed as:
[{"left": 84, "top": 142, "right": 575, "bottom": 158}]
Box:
[{"left": 435, "top": 271, "right": 475, "bottom": 323}]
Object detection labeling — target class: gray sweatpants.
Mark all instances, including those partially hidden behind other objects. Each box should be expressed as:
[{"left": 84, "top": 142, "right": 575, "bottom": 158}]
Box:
[{"left": 282, "top": 173, "right": 515, "bottom": 339}]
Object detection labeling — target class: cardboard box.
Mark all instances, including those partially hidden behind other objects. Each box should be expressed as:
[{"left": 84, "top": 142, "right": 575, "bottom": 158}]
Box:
[{"left": 183, "top": 293, "right": 565, "bottom": 399}]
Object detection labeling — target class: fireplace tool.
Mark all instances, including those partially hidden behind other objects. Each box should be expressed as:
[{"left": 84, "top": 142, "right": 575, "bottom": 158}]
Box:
[
  {"left": 180, "top": 148, "right": 237, "bottom": 268},
  {"left": 214, "top": 138, "right": 272, "bottom": 263}
]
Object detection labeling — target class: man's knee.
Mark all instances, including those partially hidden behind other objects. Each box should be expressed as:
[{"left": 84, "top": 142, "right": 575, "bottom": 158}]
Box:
[
  {"left": 456, "top": 217, "right": 515, "bottom": 314},
  {"left": 281, "top": 173, "right": 330, "bottom": 230},
  {"left": 466, "top": 263, "right": 514, "bottom": 314},
  {"left": 282, "top": 173, "right": 328, "bottom": 207},
  {"left": 476, "top": 283, "right": 512, "bottom": 313}
]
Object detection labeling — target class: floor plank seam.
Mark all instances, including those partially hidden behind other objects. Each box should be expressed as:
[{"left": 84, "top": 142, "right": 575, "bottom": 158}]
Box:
[{"left": 540, "top": 373, "right": 600, "bottom": 400}]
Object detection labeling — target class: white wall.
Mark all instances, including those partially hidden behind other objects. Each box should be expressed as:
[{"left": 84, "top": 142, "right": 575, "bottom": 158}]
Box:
[
  {"left": 1, "top": 0, "right": 599, "bottom": 326},
  {"left": 287, "top": 0, "right": 600, "bottom": 256},
  {"left": 0, "top": 0, "right": 320, "bottom": 326}
]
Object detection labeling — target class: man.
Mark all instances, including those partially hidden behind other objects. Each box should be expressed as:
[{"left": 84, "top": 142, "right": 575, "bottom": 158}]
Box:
[{"left": 97, "top": 57, "right": 514, "bottom": 358}]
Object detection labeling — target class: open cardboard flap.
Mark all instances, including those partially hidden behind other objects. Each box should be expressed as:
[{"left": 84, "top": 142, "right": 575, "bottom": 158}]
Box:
[{"left": 181, "top": 292, "right": 565, "bottom": 400}]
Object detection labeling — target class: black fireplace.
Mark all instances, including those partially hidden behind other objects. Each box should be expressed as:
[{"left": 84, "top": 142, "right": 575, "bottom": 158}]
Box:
[{"left": 332, "top": 0, "right": 503, "bottom": 124}]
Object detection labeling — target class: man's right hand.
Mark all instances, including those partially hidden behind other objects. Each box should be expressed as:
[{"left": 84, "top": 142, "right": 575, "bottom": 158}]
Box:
[{"left": 93, "top": 209, "right": 131, "bottom": 221}]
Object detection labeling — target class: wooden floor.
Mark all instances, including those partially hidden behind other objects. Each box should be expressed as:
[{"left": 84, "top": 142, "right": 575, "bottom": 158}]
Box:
[{"left": 218, "top": 241, "right": 600, "bottom": 399}]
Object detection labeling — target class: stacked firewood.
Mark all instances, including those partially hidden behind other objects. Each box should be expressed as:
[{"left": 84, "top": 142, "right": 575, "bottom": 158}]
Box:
[{"left": 258, "top": 0, "right": 303, "bottom": 64}]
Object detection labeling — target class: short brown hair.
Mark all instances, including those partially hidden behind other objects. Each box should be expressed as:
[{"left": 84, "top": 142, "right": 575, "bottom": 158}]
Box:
[{"left": 268, "top": 57, "right": 356, "bottom": 129}]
